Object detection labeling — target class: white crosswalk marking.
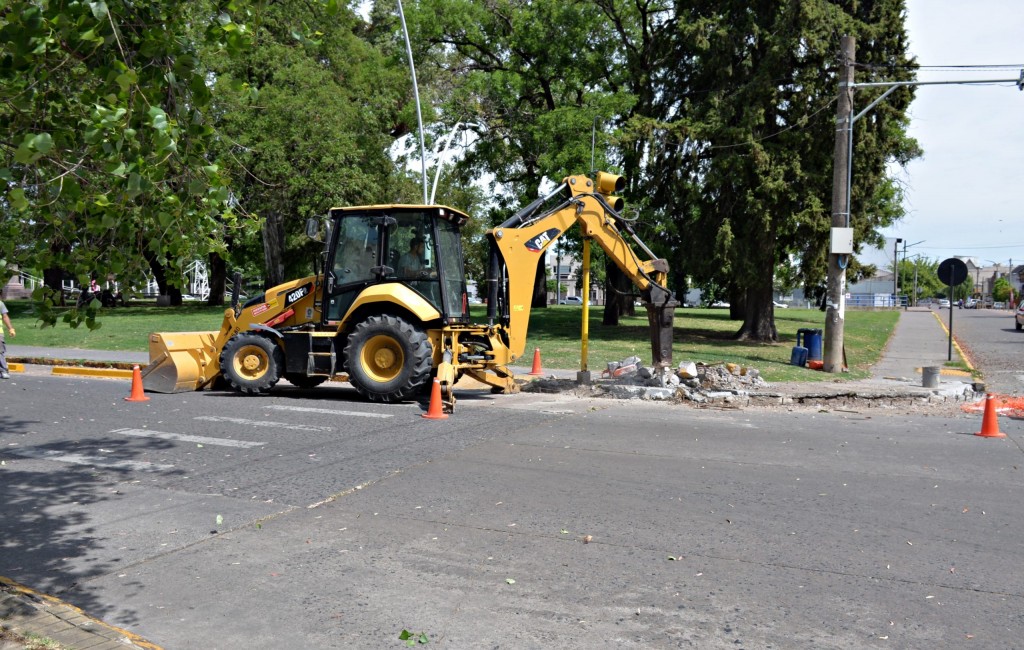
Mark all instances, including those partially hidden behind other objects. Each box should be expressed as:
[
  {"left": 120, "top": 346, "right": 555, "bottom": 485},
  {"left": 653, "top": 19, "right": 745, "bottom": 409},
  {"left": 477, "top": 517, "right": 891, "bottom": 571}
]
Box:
[
  {"left": 264, "top": 404, "right": 394, "bottom": 419},
  {"left": 194, "top": 415, "right": 334, "bottom": 432},
  {"left": 110, "top": 428, "right": 266, "bottom": 448},
  {"left": 9, "top": 448, "right": 174, "bottom": 472}
]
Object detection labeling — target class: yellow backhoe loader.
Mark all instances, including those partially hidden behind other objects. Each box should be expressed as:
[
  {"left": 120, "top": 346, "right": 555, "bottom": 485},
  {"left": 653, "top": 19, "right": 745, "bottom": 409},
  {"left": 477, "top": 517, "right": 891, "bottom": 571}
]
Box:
[{"left": 143, "top": 171, "right": 678, "bottom": 411}]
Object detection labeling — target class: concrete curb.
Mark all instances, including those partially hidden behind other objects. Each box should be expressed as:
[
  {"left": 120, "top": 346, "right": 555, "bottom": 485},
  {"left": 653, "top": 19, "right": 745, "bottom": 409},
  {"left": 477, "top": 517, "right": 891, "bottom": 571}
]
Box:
[
  {"left": 0, "top": 575, "right": 161, "bottom": 650},
  {"left": 50, "top": 366, "right": 134, "bottom": 379}
]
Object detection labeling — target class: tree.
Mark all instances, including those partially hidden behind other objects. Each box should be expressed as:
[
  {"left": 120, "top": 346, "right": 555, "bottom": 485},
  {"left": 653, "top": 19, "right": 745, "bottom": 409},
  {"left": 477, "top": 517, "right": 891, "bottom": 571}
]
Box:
[
  {"left": 992, "top": 277, "right": 1011, "bottom": 303},
  {"left": 652, "top": 0, "right": 919, "bottom": 342},
  {"left": 408, "top": 0, "right": 634, "bottom": 310},
  {"left": 0, "top": 0, "right": 255, "bottom": 319},
  {"left": 207, "top": 0, "right": 409, "bottom": 289}
]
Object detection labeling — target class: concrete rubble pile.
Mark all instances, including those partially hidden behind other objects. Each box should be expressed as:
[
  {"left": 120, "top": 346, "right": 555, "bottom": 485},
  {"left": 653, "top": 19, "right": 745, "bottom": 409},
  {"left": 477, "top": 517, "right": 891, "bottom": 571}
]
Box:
[
  {"left": 523, "top": 357, "right": 770, "bottom": 404},
  {"left": 603, "top": 358, "right": 769, "bottom": 402}
]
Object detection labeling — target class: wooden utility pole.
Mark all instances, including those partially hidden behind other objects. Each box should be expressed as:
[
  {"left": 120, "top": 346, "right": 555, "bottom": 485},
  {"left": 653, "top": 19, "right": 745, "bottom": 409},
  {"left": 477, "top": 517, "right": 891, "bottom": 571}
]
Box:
[{"left": 824, "top": 36, "right": 855, "bottom": 373}]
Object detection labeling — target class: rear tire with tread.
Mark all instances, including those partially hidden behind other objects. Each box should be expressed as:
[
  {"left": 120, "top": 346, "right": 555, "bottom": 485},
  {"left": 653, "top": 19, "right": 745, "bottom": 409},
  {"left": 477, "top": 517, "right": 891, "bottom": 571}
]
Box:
[{"left": 344, "top": 315, "right": 432, "bottom": 402}]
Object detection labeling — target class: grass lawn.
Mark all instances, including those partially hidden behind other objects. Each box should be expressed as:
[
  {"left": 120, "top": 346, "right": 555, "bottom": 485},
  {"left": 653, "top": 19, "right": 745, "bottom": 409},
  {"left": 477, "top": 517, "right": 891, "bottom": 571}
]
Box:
[{"left": 3, "top": 300, "right": 897, "bottom": 382}]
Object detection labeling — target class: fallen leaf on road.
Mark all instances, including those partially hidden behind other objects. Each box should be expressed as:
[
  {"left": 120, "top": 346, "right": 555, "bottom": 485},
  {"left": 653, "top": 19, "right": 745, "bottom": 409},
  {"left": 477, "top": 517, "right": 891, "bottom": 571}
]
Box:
[
  {"left": 582, "top": 535, "right": 592, "bottom": 544},
  {"left": 506, "top": 578, "right": 516, "bottom": 584}
]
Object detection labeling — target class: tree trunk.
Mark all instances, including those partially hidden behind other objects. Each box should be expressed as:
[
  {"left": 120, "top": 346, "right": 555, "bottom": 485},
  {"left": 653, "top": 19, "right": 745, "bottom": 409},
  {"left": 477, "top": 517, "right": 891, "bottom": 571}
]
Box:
[
  {"left": 531, "top": 256, "right": 547, "bottom": 308},
  {"left": 43, "top": 268, "right": 66, "bottom": 306},
  {"left": 262, "top": 211, "right": 286, "bottom": 290},
  {"left": 144, "top": 251, "right": 183, "bottom": 306},
  {"left": 602, "top": 261, "right": 635, "bottom": 325},
  {"left": 207, "top": 251, "right": 227, "bottom": 307},
  {"left": 734, "top": 278, "right": 777, "bottom": 342},
  {"left": 728, "top": 285, "right": 746, "bottom": 322}
]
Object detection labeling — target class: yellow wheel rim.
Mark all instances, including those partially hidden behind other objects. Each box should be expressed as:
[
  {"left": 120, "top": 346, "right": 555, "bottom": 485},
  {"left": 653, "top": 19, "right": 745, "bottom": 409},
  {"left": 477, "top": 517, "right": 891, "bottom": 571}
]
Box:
[
  {"left": 360, "top": 334, "right": 404, "bottom": 383},
  {"left": 233, "top": 344, "right": 270, "bottom": 380}
]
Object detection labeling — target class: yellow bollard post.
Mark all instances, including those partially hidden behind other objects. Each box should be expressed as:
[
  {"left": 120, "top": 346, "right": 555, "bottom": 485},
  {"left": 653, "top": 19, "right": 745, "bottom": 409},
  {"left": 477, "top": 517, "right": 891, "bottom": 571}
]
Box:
[{"left": 580, "top": 238, "right": 591, "bottom": 373}]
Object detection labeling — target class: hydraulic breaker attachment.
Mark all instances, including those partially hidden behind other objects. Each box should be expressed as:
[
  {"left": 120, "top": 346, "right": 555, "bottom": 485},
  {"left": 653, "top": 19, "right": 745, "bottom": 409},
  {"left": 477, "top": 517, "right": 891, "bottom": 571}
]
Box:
[
  {"left": 643, "top": 285, "right": 679, "bottom": 371},
  {"left": 142, "top": 331, "right": 221, "bottom": 393}
]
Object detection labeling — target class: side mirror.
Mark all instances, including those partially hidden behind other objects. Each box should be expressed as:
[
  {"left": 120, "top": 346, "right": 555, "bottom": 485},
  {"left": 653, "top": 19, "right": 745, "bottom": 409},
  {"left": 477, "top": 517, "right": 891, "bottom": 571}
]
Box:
[{"left": 305, "top": 217, "right": 320, "bottom": 240}]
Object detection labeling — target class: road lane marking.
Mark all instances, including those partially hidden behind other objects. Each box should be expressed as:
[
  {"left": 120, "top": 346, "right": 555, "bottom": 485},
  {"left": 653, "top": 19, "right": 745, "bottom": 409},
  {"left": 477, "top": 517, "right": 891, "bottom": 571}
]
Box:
[
  {"left": 193, "top": 415, "right": 334, "bottom": 432},
  {"left": 110, "top": 428, "right": 266, "bottom": 448},
  {"left": 264, "top": 405, "right": 394, "bottom": 419},
  {"left": 8, "top": 448, "right": 174, "bottom": 472}
]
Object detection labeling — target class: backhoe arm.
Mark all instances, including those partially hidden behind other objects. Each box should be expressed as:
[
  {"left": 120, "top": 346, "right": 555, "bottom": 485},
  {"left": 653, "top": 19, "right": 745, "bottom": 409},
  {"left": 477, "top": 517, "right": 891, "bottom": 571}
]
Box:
[{"left": 488, "top": 173, "right": 678, "bottom": 369}]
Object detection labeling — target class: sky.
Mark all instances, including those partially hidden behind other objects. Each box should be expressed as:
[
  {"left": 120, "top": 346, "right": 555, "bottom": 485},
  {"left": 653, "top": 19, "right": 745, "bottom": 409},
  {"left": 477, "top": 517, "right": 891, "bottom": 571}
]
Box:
[{"left": 870, "top": 0, "right": 1024, "bottom": 270}]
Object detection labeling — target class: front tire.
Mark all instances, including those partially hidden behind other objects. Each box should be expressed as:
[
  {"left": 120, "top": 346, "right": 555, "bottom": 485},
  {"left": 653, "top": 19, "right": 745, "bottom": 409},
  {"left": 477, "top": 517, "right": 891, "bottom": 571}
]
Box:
[
  {"left": 220, "top": 333, "right": 284, "bottom": 395},
  {"left": 344, "top": 315, "right": 432, "bottom": 402}
]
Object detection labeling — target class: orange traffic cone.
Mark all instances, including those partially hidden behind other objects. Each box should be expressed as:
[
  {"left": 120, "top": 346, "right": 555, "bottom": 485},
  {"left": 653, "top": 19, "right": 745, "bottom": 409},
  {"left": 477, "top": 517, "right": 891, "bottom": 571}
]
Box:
[
  {"left": 422, "top": 379, "right": 449, "bottom": 420},
  {"left": 124, "top": 365, "right": 150, "bottom": 402},
  {"left": 975, "top": 394, "right": 1006, "bottom": 438},
  {"left": 528, "top": 347, "right": 544, "bottom": 376}
]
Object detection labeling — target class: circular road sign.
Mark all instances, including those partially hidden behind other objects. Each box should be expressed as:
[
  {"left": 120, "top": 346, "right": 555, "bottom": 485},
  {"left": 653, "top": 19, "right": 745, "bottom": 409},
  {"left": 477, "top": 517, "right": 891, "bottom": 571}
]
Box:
[{"left": 937, "top": 257, "right": 968, "bottom": 286}]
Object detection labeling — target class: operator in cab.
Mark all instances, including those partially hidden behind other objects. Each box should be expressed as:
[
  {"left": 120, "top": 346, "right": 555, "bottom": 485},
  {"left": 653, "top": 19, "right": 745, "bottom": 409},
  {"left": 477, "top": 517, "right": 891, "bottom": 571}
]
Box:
[{"left": 398, "top": 237, "right": 430, "bottom": 277}]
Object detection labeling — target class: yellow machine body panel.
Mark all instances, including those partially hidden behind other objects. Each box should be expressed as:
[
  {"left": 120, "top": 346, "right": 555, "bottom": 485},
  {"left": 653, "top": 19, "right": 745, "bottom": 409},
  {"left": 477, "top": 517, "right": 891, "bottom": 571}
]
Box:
[
  {"left": 341, "top": 284, "right": 441, "bottom": 329},
  {"left": 489, "top": 173, "right": 673, "bottom": 363}
]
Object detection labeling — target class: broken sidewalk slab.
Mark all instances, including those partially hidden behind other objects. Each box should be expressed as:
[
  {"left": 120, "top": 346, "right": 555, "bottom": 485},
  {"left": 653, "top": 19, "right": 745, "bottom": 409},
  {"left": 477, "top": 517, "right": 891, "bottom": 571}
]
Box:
[{"left": 606, "top": 385, "right": 677, "bottom": 400}]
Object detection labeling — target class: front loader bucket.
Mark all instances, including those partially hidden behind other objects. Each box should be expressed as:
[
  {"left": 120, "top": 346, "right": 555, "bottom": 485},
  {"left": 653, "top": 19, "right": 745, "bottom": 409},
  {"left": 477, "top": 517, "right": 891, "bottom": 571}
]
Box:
[{"left": 142, "top": 332, "right": 220, "bottom": 393}]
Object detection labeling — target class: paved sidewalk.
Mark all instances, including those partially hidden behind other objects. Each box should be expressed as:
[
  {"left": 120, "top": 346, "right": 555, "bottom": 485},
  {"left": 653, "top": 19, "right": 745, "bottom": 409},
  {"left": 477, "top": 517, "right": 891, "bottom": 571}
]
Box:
[
  {"left": 1, "top": 576, "right": 155, "bottom": 650},
  {"left": 0, "top": 308, "right": 978, "bottom": 649},
  {"left": 868, "top": 307, "right": 969, "bottom": 382}
]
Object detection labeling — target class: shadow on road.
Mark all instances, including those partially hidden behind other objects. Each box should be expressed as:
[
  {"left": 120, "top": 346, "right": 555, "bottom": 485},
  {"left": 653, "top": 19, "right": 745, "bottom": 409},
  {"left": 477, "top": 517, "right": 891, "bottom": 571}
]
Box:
[{"left": 0, "top": 413, "right": 181, "bottom": 627}]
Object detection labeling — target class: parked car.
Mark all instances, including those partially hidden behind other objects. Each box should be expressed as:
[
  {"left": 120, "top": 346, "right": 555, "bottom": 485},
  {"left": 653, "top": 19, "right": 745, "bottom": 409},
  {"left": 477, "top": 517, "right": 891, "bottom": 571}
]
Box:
[
  {"left": 709, "top": 300, "right": 730, "bottom": 308},
  {"left": 559, "top": 296, "right": 586, "bottom": 305},
  {"left": 965, "top": 298, "right": 978, "bottom": 309},
  {"left": 1015, "top": 303, "right": 1024, "bottom": 330},
  {"left": 938, "top": 298, "right": 950, "bottom": 308}
]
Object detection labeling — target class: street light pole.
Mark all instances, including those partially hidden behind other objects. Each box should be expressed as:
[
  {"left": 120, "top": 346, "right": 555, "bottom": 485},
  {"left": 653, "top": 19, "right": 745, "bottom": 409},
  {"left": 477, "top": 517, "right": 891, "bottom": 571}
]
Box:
[
  {"left": 893, "top": 238, "right": 902, "bottom": 300},
  {"left": 899, "top": 239, "right": 924, "bottom": 308}
]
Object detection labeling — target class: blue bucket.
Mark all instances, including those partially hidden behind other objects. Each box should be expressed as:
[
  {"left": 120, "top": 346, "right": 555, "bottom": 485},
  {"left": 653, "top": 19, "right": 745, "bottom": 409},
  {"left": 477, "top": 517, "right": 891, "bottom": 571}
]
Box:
[{"left": 797, "top": 328, "right": 823, "bottom": 362}]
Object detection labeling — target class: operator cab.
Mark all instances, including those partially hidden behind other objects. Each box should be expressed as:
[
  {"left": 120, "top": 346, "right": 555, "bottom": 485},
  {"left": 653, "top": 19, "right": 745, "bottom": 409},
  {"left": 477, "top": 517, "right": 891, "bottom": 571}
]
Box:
[{"left": 324, "top": 205, "right": 471, "bottom": 325}]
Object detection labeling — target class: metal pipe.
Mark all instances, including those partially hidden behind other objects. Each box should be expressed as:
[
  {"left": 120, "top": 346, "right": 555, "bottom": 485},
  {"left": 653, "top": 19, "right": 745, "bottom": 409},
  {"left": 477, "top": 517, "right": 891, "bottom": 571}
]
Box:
[
  {"left": 396, "top": 0, "right": 428, "bottom": 204},
  {"left": 499, "top": 183, "right": 567, "bottom": 228},
  {"left": 486, "top": 238, "right": 501, "bottom": 325}
]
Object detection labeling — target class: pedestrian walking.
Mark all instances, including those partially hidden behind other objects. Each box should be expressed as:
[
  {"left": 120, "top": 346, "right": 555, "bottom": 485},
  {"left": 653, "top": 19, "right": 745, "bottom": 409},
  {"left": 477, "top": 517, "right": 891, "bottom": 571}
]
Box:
[{"left": 0, "top": 299, "right": 15, "bottom": 379}]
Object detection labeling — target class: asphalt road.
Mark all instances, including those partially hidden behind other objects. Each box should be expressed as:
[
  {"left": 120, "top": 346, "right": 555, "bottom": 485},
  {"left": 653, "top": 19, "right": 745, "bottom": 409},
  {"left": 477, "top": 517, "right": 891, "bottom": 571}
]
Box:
[
  {"left": 942, "top": 306, "right": 1022, "bottom": 394},
  {"left": 2, "top": 369, "right": 1023, "bottom": 648}
]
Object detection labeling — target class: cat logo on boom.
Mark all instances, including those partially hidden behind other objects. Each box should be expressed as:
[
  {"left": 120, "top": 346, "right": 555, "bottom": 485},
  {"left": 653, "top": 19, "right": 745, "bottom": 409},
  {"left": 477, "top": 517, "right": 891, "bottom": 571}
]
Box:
[{"left": 525, "top": 228, "right": 561, "bottom": 252}]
